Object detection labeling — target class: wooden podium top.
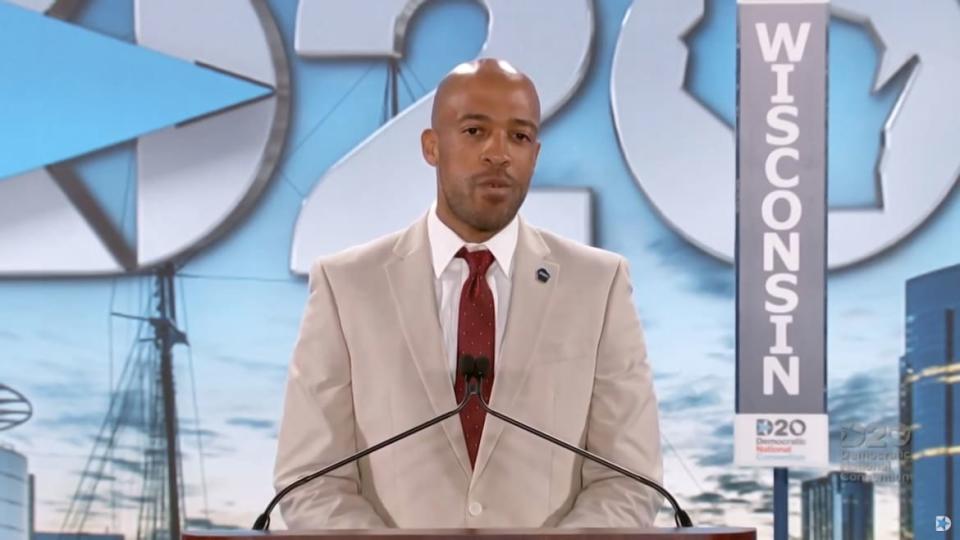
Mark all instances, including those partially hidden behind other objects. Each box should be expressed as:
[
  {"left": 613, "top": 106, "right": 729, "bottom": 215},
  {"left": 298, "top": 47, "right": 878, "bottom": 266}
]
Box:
[{"left": 184, "top": 528, "right": 754, "bottom": 540}]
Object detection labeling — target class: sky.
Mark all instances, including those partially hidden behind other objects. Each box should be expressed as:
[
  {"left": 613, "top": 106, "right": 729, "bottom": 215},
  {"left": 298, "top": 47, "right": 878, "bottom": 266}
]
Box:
[{"left": 1, "top": 1, "right": 959, "bottom": 539}]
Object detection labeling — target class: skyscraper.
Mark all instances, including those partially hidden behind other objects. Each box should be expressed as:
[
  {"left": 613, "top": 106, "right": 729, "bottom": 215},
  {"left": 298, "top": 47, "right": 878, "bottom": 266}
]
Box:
[
  {"left": 803, "top": 471, "right": 874, "bottom": 540},
  {"left": 900, "top": 263, "right": 960, "bottom": 540},
  {"left": 0, "top": 445, "right": 29, "bottom": 540},
  {"left": 900, "top": 352, "right": 914, "bottom": 540}
]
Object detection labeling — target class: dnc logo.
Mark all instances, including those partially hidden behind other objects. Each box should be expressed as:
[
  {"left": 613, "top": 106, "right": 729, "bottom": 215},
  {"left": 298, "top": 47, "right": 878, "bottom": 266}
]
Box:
[{"left": 1, "top": 0, "right": 958, "bottom": 276}]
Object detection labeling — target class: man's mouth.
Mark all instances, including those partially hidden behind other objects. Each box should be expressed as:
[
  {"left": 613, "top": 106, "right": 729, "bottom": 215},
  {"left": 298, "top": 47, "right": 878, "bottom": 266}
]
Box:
[{"left": 476, "top": 177, "right": 512, "bottom": 189}]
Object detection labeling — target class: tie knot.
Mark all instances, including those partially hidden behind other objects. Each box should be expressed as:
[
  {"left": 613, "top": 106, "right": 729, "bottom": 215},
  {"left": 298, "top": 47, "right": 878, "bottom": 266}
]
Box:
[{"left": 456, "top": 247, "right": 496, "bottom": 277}]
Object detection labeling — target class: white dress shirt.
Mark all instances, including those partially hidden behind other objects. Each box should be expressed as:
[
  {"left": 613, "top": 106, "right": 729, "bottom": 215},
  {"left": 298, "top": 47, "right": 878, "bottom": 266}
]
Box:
[{"left": 426, "top": 202, "right": 518, "bottom": 381}]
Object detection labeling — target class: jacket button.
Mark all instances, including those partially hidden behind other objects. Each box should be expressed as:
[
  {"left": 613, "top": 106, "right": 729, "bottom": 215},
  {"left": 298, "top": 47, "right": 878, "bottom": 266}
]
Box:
[{"left": 468, "top": 502, "right": 483, "bottom": 516}]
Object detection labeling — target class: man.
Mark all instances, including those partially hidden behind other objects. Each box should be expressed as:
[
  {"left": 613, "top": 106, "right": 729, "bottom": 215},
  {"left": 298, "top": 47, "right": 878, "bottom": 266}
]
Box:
[{"left": 274, "top": 58, "right": 663, "bottom": 529}]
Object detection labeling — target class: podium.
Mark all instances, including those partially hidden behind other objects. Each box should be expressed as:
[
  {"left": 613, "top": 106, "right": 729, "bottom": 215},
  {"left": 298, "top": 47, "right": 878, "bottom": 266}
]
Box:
[{"left": 184, "top": 528, "right": 755, "bottom": 540}]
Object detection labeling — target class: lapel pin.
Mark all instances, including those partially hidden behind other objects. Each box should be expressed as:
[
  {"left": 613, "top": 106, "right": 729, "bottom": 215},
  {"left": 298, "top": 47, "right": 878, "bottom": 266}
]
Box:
[{"left": 536, "top": 268, "right": 550, "bottom": 283}]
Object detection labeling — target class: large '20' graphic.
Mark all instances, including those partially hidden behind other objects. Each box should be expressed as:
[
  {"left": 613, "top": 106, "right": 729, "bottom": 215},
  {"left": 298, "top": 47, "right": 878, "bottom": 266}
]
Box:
[
  {"left": 0, "top": 0, "right": 593, "bottom": 276},
  {"left": 2, "top": 0, "right": 957, "bottom": 275},
  {"left": 613, "top": 0, "right": 960, "bottom": 268}
]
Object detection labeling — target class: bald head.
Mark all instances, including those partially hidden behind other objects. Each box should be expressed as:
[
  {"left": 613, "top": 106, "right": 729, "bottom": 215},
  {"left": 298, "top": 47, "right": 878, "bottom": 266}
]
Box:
[
  {"left": 420, "top": 58, "right": 542, "bottom": 243},
  {"left": 431, "top": 58, "right": 540, "bottom": 128}
]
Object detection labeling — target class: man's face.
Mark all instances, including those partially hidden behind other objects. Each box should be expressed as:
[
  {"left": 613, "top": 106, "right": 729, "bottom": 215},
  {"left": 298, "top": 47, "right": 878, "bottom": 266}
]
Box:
[{"left": 422, "top": 71, "right": 541, "bottom": 239}]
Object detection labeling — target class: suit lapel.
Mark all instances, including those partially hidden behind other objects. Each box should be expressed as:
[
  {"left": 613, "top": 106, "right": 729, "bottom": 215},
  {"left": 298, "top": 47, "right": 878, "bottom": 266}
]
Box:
[
  {"left": 472, "top": 219, "right": 558, "bottom": 481},
  {"left": 384, "top": 217, "right": 472, "bottom": 479}
]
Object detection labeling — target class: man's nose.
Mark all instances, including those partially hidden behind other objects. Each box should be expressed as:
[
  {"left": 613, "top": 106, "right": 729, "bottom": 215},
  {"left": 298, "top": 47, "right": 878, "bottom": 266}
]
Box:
[{"left": 481, "top": 132, "right": 510, "bottom": 168}]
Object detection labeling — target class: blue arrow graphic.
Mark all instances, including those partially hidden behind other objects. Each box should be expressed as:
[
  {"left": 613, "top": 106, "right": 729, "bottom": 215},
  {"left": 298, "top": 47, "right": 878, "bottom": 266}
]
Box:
[{"left": 0, "top": 1, "right": 274, "bottom": 179}]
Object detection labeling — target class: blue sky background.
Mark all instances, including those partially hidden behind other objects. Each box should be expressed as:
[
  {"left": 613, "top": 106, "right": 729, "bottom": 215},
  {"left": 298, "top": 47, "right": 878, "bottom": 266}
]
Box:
[{"left": 1, "top": 1, "right": 959, "bottom": 538}]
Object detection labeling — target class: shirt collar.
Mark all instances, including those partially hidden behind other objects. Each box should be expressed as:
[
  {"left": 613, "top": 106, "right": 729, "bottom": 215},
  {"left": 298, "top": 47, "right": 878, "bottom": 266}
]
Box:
[{"left": 426, "top": 201, "right": 519, "bottom": 279}]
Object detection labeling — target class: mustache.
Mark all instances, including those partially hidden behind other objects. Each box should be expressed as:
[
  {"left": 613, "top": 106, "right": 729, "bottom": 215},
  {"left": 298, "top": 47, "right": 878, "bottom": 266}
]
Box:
[{"left": 470, "top": 170, "right": 516, "bottom": 185}]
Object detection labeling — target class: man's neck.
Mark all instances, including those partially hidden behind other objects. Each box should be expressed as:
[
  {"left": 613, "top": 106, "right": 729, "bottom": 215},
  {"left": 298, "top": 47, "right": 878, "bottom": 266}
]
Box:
[{"left": 436, "top": 206, "right": 499, "bottom": 244}]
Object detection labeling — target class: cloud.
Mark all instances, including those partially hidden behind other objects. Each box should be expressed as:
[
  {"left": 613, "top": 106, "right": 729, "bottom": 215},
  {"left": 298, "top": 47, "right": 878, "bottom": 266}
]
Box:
[
  {"left": 839, "top": 333, "right": 869, "bottom": 343},
  {"left": 752, "top": 502, "right": 774, "bottom": 514},
  {"left": 37, "top": 407, "right": 149, "bottom": 446},
  {"left": 712, "top": 422, "right": 733, "bottom": 437},
  {"left": 73, "top": 470, "right": 117, "bottom": 482},
  {"left": 686, "top": 490, "right": 755, "bottom": 522},
  {"left": 652, "top": 371, "right": 678, "bottom": 382},
  {"left": 117, "top": 493, "right": 154, "bottom": 504},
  {"left": 21, "top": 357, "right": 74, "bottom": 372},
  {"left": 181, "top": 483, "right": 209, "bottom": 498},
  {"left": 706, "top": 352, "right": 733, "bottom": 363},
  {"left": 72, "top": 493, "right": 108, "bottom": 503},
  {"left": 711, "top": 473, "right": 767, "bottom": 496},
  {"left": 646, "top": 235, "right": 734, "bottom": 299},
  {"left": 688, "top": 420, "right": 736, "bottom": 466},
  {"left": 6, "top": 431, "right": 31, "bottom": 446},
  {"left": 694, "top": 273, "right": 735, "bottom": 298},
  {"left": 35, "top": 328, "right": 84, "bottom": 348},
  {"left": 690, "top": 492, "right": 724, "bottom": 504},
  {"left": 215, "top": 354, "right": 287, "bottom": 377},
  {"left": 702, "top": 333, "right": 737, "bottom": 364},
  {"left": 0, "top": 329, "right": 21, "bottom": 341},
  {"left": 82, "top": 491, "right": 142, "bottom": 511},
  {"left": 827, "top": 370, "right": 899, "bottom": 464},
  {"left": 181, "top": 427, "right": 222, "bottom": 440},
  {"left": 55, "top": 508, "right": 110, "bottom": 519},
  {"left": 30, "top": 381, "right": 93, "bottom": 403},
  {"left": 103, "top": 456, "right": 142, "bottom": 474},
  {"left": 198, "top": 448, "right": 233, "bottom": 460},
  {"left": 41, "top": 412, "right": 103, "bottom": 430},
  {"left": 39, "top": 389, "right": 151, "bottom": 437},
  {"left": 830, "top": 371, "right": 897, "bottom": 426},
  {"left": 696, "top": 445, "right": 733, "bottom": 467},
  {"left": 226, "top": 417, "right": 276, "bottom": 431},
  {"left": 839, "top": 307, "right": 875, "bottom": 320},
  {"left": 659, "top": 390, "right": 722, "bottom": 413}
]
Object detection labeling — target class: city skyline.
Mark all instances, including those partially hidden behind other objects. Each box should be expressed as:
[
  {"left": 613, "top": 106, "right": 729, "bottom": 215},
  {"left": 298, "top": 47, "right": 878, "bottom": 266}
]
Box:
[{"left": 900, "top": 265, "right": 960, "bottom": 539}]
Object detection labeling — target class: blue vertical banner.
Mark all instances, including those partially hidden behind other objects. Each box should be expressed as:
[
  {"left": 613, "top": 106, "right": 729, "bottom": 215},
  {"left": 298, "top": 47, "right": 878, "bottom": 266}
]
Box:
[{"left": 735, "top": 0, "right": 829, "bottom": 468}]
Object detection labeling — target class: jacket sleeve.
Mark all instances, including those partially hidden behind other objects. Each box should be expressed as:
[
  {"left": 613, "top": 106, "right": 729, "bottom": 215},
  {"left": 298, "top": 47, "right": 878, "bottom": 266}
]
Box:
[
  {"left": 273, "top": 261, "right": 388, "bottom": 529},
  {"left": 558, "top": 258, "right": 664, "bottom": 527}
]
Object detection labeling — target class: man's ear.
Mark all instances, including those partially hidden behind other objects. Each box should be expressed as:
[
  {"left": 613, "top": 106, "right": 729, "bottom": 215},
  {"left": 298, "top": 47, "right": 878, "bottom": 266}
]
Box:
[{"left": 421, "top": 129, "right": 439, "bottom": 166}]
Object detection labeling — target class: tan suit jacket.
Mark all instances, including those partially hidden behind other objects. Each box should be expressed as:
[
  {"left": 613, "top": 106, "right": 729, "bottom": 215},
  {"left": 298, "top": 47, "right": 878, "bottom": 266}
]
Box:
[{"left": 274, "top": 215, "right": 663, "bottom": 528}]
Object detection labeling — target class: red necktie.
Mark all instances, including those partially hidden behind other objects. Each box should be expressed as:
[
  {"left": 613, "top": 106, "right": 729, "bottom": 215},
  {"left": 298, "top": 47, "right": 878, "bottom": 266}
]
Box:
[{"left": 453, "top": 247, "right": 496, "bottom": 468}]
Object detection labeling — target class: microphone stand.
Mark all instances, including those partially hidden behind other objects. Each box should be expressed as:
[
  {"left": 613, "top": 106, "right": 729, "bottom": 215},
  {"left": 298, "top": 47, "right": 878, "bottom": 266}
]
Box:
[
  {"left": 469, "top": 357, "right": 694, "bottom": 528},
  {"left": 253, "top": 356, "right": 693, "bottom": 530},
  {"left": 252, "top": 372, "right": 483, "bottom": 530}
]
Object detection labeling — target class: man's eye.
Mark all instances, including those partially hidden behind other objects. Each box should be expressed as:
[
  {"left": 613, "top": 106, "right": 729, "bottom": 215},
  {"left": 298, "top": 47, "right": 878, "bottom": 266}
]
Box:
[
  {"left": 515, "top": 133, "right": 531, "bottom": 142},
  {"left": 464, "top": 127, "right": 481, "bottom": 135}
]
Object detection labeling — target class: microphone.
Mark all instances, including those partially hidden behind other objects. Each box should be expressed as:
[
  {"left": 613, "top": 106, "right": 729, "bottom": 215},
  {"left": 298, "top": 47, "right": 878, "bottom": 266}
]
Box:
[
  {"left": 252, "top": 355, "right": 483, "bottom": 530},
  {"left": 467, "top": 357, "right": 694, "bottom": 528}
]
